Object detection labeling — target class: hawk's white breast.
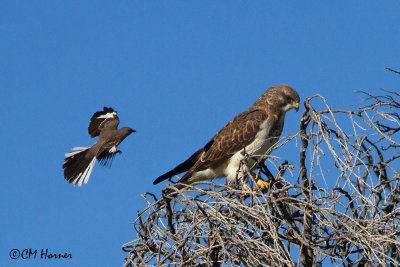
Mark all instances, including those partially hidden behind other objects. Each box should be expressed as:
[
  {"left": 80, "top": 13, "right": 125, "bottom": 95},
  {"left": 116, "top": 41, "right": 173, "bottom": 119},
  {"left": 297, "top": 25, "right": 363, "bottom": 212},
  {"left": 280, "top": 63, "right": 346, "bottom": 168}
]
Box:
[{"left": 225, "top": 115, "right": 283, "bottom": 183}]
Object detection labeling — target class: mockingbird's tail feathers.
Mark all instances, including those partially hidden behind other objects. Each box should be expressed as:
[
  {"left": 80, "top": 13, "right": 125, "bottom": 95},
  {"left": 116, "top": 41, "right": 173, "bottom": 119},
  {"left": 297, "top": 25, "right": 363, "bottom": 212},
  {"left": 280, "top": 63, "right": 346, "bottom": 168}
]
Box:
[{"left": 63, "top": 147, "right": 97, "bottom": 186}]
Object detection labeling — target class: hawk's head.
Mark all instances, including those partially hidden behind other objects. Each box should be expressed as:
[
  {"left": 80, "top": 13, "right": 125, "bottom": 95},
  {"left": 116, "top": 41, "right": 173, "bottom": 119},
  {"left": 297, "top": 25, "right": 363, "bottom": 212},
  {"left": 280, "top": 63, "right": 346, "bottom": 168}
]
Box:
[{"left": 254, "top": 85, "right": 300, "bottom": 113}]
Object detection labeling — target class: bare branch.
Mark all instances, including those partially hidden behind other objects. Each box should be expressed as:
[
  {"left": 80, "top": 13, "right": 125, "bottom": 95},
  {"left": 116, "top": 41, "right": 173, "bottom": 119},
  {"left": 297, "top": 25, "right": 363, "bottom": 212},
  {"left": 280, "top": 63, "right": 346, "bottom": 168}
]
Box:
[
  {"left": 123, "top": 90, "right": 400, "bottom": 266},
  {"left": 386, "top": 67, "right": 400, "bottom": 75}
]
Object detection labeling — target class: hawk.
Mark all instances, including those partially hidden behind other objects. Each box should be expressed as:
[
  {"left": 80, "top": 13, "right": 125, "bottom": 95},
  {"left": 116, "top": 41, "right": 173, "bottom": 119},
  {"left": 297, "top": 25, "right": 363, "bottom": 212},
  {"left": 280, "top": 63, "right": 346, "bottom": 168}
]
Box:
[
  {"left": 63, "top": 107, "right": 135, "bottom": 186},
  {"left": 153, "top": 85, "right": 300, "bottom": 189}
]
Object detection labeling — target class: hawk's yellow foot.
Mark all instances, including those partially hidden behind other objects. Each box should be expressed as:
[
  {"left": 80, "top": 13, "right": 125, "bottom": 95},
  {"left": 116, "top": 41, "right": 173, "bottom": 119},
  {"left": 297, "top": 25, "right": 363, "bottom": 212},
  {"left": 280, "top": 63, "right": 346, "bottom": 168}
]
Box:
[
  {"left": 242, "top": 183, "right": 252, "bottom": 191},
  {"left": 253, "top": 178, "right": 269, "bottom": 191},
  {"left": 239, "top": 176, "right": 252, "bottom": 192}
]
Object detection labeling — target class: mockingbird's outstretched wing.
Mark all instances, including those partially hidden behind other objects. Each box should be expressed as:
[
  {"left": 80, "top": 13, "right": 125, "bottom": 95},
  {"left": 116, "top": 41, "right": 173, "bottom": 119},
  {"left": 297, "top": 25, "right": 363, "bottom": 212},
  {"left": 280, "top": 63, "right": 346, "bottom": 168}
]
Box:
[{"left": 88, "top": 107, "right": 120, "bottom": 137}]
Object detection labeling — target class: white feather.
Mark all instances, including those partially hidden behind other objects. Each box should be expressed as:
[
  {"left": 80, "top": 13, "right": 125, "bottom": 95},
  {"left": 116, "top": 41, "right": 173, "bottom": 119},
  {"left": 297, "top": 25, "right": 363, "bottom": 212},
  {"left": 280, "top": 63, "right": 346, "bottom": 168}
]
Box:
[
  {"left": 65, "top": 147, "right": 89, "bottom": 158},
  {"left": 97, "top": 112, "right": 117, "bottom": 119},
  {"left": 71, "top": 147, "right": 89, "bottom": 150},
  {"left": 84, "top": 158, "right": 96, "bottom": 185},
  {"left": 74, "top": 157, "right": 96, "bottom": 187}
]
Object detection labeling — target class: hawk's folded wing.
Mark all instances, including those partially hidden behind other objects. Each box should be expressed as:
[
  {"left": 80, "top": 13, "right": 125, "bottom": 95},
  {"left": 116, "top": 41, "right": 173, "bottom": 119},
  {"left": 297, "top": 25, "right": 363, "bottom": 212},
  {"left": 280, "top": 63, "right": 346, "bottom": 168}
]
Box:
[{"left": 180, "top": 109, "right": 269, "bottom": 182}]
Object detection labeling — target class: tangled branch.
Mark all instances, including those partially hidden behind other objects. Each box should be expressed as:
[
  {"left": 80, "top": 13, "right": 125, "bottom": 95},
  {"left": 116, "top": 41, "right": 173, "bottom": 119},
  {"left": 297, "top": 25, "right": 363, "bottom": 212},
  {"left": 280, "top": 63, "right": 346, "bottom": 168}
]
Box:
[{"left": 123, "top": 90, "right": 400, "bottom": 266}]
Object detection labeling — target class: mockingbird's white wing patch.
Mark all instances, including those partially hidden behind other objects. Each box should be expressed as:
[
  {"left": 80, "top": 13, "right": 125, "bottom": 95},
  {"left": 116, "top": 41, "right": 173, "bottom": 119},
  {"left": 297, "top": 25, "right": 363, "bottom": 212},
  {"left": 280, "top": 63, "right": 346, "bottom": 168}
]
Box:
[{"left": 88, "top": 107, "right": 120, "bottom": 137}]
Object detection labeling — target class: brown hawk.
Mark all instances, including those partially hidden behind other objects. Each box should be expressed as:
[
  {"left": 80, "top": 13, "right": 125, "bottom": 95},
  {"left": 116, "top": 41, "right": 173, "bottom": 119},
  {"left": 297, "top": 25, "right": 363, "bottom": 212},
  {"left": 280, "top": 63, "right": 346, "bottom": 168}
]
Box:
[
  {"left": 63, "top": 107, "right": 135, "bottom": 186},
  {"left": 153, "top": 85, "right": 300, "bottom": 189}
]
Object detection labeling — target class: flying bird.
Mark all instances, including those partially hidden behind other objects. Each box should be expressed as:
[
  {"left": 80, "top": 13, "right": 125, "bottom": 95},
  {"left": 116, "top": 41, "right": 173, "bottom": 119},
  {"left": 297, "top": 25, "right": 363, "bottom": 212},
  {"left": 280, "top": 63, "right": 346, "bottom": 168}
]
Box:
[
  {"left": 63, "top": 107, "right": 135, "bottom": 186},
  {"left": 153, "top": 85, "right": 300, "bottom": 189}
]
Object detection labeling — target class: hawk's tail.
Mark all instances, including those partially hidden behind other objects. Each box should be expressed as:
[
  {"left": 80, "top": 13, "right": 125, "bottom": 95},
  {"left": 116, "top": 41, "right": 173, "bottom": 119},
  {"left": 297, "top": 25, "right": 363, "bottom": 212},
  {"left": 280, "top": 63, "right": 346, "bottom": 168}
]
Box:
[
  {"left": 63, "top": 147, "right": 97, "bottom": 186},
  {"left": 153, "top": 148, "right": 203, "bottom": 185}
]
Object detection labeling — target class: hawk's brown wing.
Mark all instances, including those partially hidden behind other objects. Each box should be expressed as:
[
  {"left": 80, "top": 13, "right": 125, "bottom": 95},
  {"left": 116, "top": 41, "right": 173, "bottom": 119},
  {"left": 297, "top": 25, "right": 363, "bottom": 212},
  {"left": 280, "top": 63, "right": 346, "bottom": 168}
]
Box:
[
  {"left": 180, "top": 109, "right": 268, "bottom": 182},
  {"left": 88, "top": 107, "right": 120, "bottom": 137}
]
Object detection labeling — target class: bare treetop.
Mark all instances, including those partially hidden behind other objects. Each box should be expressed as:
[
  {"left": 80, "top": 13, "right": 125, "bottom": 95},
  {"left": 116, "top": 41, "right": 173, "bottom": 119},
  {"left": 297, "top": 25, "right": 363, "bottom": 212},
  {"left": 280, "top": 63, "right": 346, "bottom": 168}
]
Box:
[{"left": 123, "top": 87, "right": 400, "bottom": 266}]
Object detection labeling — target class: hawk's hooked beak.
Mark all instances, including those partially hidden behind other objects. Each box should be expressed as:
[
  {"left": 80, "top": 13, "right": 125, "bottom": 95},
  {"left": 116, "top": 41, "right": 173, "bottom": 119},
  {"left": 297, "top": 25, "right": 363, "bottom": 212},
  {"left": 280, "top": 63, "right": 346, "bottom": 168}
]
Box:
[{"left": 293, "top": 102, "right": 299, "bottom": 112}]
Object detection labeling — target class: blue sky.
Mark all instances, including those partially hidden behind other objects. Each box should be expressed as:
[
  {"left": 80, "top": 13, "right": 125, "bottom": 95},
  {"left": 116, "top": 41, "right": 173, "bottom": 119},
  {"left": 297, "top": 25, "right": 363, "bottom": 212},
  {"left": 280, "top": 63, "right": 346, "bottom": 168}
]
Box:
[{"left": 1, "top": 1, "right": 399, "bottom": 266}]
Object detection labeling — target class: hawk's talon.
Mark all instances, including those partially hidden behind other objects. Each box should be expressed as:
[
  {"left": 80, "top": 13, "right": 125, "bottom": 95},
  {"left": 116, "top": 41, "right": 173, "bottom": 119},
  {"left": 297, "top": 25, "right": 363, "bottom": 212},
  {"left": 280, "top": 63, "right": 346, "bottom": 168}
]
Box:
[
  {"left": 255, "top": 179, "right": 269, "bottom": 192},
  {"left": 239, "top": 175, "right": 251, "bottom": 192},
  {"left": 242, "top": 183, "right": 252, "bottom": 191}
]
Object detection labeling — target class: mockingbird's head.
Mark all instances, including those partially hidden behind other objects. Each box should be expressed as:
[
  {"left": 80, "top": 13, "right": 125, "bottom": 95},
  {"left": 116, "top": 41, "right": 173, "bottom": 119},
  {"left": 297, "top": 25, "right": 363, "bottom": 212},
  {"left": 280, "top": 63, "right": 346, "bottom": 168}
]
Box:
[{"left": 121, "top": 127, "right": 136, "bottom": 136}]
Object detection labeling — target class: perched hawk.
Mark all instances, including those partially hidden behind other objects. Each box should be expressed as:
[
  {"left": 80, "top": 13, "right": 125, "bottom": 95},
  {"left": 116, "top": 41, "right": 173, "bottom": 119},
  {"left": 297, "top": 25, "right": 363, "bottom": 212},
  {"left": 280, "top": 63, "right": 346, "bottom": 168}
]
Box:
[
  {"left": 63, "top": 107, "right": 135, "bottom": 186},
  {"left": 153, "top": 85, "right": 300, "bottom": 188}
]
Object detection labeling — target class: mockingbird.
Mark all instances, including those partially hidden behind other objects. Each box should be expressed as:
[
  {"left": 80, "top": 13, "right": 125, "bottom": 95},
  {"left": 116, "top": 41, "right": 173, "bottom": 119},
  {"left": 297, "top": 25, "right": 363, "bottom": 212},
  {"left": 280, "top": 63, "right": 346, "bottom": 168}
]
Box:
[{"left": 63, "top": 107, "right": 135, "bottom": 186}]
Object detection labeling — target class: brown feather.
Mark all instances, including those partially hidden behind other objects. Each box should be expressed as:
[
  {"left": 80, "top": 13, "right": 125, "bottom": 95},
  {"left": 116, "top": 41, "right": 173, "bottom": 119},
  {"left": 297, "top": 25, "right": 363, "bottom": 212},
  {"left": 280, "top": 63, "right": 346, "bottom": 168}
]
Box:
[
  {"left": 178, "top": 109, "right": 268, "bottom": 183},
  {"left": 88, "top": 107, "right": 120, "bottom": 137}
]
